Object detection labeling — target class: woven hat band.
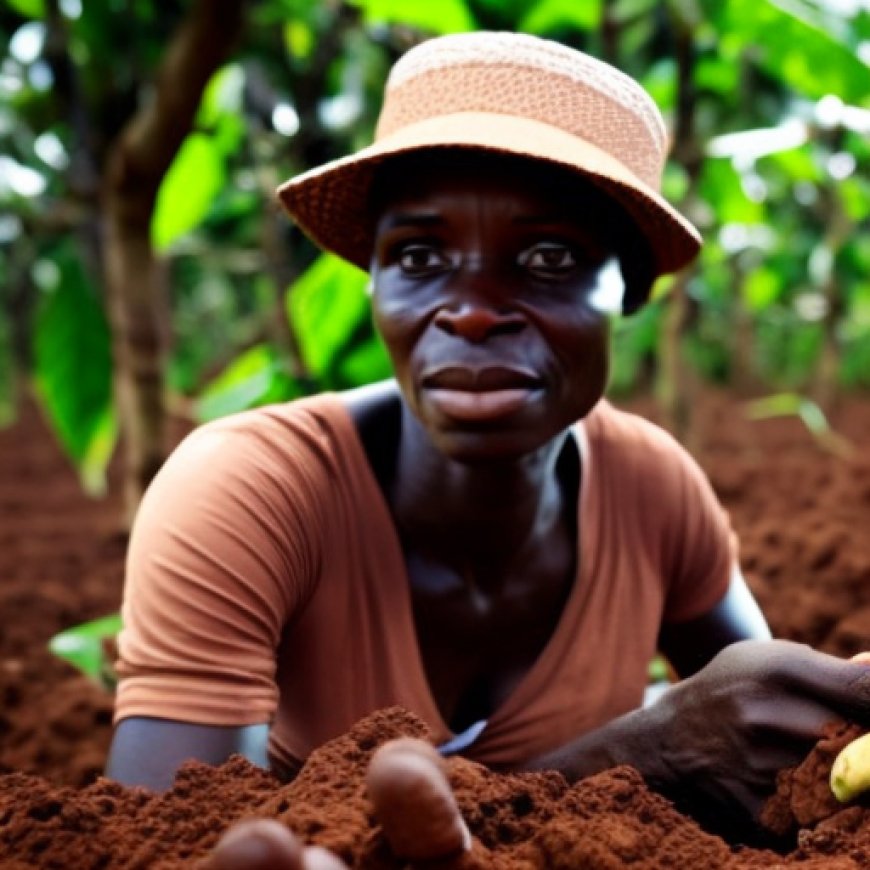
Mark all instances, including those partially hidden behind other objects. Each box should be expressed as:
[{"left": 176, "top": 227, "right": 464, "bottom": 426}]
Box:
[
  {"left": 276, "top": 32, "right": 703, "bottom": 285},
  {"left": 279, "top": 110, "right": 701, "bottom": 274},
  {"left": 377, "top": 63, "right": 664, "bottom": 192}
]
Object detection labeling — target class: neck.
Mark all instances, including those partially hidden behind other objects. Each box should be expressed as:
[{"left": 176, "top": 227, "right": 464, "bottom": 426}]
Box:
[{"left": 390, "top": 405, "right": 576, "bottom": 567}]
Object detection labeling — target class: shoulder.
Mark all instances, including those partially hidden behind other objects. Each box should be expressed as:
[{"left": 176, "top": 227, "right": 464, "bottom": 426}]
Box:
[
  {"left": 138, "top": 392, "right": 371, "bottom": 541},
  {"left": 583, "top": 399, "right": 697, "bottom": 472},
  {"left": 181, "top": 391, "right": 351, "bottom": 458},
  {"left": 167, "top": 392, "right": 356, "bottom": 484},
  {"left": 581, "top": 400, "right": 722, "bottom": 527}
]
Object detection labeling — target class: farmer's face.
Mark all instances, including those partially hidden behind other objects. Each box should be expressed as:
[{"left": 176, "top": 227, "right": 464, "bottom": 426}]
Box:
[{"left": 370, "top": 159, "right": 622, "bottom": 462}]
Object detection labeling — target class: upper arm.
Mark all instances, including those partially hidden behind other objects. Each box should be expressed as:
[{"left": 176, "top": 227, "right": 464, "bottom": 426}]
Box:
[
  {"left": 114, "top": 416, "right": 326, "bottom": 734},
  {"left": 658, "top": 564, "right": 772, "bottom": 678},
  {"left": 106, "top": 717, "right": 269, "bottom": 792}
]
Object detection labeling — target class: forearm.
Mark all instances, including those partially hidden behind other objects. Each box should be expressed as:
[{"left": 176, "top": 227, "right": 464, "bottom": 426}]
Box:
[
  {"left": 106, "top": 717, "right": 269, "bottom": 791},
  {"left": 517, "top": 703, "right": 676, "bottom": 789}
]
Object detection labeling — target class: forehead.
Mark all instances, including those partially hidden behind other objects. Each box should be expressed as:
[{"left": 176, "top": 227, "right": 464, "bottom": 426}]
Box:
[{"left": 371, "top": 152, "right": 620, "bottom": 239}]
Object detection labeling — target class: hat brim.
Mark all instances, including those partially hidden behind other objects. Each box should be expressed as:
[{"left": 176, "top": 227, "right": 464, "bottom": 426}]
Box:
[{"left": 276, "top": 111, "right": 701, "bottom": 277}]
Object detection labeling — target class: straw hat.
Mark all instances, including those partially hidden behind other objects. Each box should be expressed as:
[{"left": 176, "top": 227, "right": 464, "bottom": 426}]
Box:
[{"left": 277, "top": 31, "right": 701, "bottom": 278}]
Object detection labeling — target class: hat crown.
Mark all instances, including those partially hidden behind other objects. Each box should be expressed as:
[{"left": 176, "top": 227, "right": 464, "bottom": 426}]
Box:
[{"left": 376, "top": 31, "right": 668, "bottom": 192}]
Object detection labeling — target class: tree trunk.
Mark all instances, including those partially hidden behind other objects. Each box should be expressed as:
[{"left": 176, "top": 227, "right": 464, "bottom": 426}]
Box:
[
  {"left": 103, "top": 0, "right": 245, "bottom": 523},
  {"left": 811, "top": 196, "right": 850, "bottom": 415},
  {"left": 656, "top": 11, "right": 702, "bottom": 442}
]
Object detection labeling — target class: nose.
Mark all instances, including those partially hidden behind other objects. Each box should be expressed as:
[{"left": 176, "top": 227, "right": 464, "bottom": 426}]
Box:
[
  {"left": 434, "top": 303, "right": 526, "bottom": 342},
  {"left": 434, "top": 300, "right": 526, "bottom": 343}
]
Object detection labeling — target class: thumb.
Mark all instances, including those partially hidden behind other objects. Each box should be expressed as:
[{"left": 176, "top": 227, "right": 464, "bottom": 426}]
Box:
[
  {"left": 366, "top": 738, "right": 472, "bottom": 863},
  {"left": 204, "top": 819, "right": 348, "bottom": 870}
]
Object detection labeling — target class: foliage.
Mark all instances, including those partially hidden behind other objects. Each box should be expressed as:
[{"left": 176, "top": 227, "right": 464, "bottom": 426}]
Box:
[
  {"left": 195, "top": 342, "right": 302, "bottom": 422},
  {"left": 48, "top": 613, "right": 122, "bottom": 690},
  {"left": 745, "top": 391, "right": 855, "bottom": 457},
  {"left": 30, "top": 243, "right": 116, "bottom": 494},
  {"left": 1, "top": 0, "right": 870, "bottom": 483}
]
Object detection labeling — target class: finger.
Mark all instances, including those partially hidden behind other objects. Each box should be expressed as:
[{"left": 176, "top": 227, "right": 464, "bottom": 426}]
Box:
[
  {"left": 366, "top": 738, "right": 471, "bottom": 862},
  {"left": 769, "top": 643, "right": 870, "bottom": 720},
  {"left": 303, "top": 846, "right": 351, "bottom": 870},
  {"left": 752, "top": 694, "right": 846, "bottom": 742},
  {"left": 851, "top": 652, "right": 870, "bottom": 665},
  {"left": 205, "top": 819, "right": 306, "bottom": 870}
]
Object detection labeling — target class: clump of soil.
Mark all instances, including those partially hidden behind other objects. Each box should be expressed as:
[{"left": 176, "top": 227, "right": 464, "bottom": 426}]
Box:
[
  {"left": 760, "top": 721, "right": 864, "bottom": 839},
  {"left": 2, "top": 706, "right": 870, "bottom": 869},
  {"left": 3, "top": 390, "right": 870, "bottom": 866}
]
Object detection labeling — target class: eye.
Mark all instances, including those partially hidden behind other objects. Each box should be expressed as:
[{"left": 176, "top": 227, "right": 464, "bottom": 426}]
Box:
[
  {"left": 396, "top": 243, "right": 450, "bottom": 276},
  {"left": 517, "top": 242, "right": 578, "bottom": 277}
]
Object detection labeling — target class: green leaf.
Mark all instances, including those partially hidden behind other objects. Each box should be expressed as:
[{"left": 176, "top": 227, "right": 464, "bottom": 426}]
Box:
[
  {"left": 745, "top": 391, "right": 854, "bottom": 456},
  {"left": 196, "top": 64, "right": 246, "bottom": 156},
  {"left": 49, "top": 613, "right": 122, "bottom": 687},
  {"left": 608, "top": 301, "right": 662, "bottom": 395},
  {"left": 764, "top": 145, "right": 823, "bottom": 184},
  {"left": 662, "top": 161, "right": 690, "bottom": 204},
  {"left": 840, "top": 177, "right": 870, "bottom": 223},
  {"left": 519, "top": 0, "right": 601, "bottom": 34},
  {"left": 701, "top": 0, "right": 870, "bottom": 104},
  {"left": 31, "top": 247, "right": 115, "bottom": 492},
  {"left": 641, "top": 59, "right": 677, "bottom": 113},
  {"left": 197, "top": 64, "right": 244, "bottom": 127},
  {"left": 742, "top": 266, "right": 781, "bottom": 312},
  {"left": 151, "top": 133, "right": 225, "bottom": 252},
  {"left": 284, "top": 20, "right": 315, "bottom": 59},
  {"left": 699, "top": 160, "right": 764, "bottom": 224},
  {"left": 287, "top": 254, "right": 371, "bottom": 383},
  {"left": 694, "top": 54, "right": 740, "bottom": 97},
  {"left": 350, "top": 0, "right": 475, "bottom": 33},
  {"left": 195, "top": 343, "right": 303, "bottom": 422},
  {"left": 5, "top": 0, "right": 44, "bottom": 17},
  {"left": 648, "top": 654, "right": 670, "bottom": 683},
  {"left": 745, "top": 391, "right": 806, "bottom": 420},
  {"left": 337, "top": 334, "right": 393, "bottom": 386},
  {"left": 79, "top": 404, "right": 118, "bottom": 497}
]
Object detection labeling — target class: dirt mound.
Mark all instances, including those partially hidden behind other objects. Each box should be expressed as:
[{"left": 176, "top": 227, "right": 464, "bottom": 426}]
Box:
[
  {"left": 2, "top": 389, "right": 870, "bottom": 866},
  {"left": 3, "top": 707, "right": 870, "bottom": 868}
]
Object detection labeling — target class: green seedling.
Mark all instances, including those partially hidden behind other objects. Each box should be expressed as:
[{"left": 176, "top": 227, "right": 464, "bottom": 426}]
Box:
[
  {"left": 648, "top": 654, "right": 671, "bottom": 684},
  {"left": 745, "top": 393, "right": 854, "bottom": 459},
  {"left": 49, "top": 613, "right": 122, "bottom": 691},
  {"left": 831, "top": 732, "right": 870, "bottom": 803}
]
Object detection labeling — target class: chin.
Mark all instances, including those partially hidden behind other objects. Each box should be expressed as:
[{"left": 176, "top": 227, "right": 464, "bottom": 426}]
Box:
[{"left": 427, "top": 427, "right": 561, "bottom": 466}]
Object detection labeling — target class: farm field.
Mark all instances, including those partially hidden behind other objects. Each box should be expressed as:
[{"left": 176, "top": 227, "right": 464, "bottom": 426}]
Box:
[{"left": 2, "top": 390, "right": 870, "bottom": 867}]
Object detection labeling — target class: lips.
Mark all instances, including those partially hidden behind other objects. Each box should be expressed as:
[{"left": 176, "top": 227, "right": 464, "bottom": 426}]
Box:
[
  {"left": 420, "top": 365, "right": 542, "bottom": 421},
  {"left": 421, "top": 365, "right": 542, "bottom": 392}
]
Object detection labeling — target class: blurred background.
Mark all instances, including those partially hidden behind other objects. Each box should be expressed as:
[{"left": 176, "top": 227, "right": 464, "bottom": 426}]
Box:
[{"left": 1, "top": 0, "right": 869, "bottom": 517}]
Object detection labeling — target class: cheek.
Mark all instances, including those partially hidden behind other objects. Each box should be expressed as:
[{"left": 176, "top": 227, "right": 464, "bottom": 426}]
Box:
[
  {"left": 557, "top": 313, "right": 611, "bottom": 394},
  {"left": 371, "top": 291, "right": 433, "bottom": 379},
  {"left": 372, "top": 296, "right": 414, "bottom": 351}
]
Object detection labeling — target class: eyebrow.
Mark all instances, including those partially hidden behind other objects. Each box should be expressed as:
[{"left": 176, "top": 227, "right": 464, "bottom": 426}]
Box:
[
  {"left": 378, "top": 212, "right": 445, "bottom": 230},
  {"left": 511, "top": 213, "right": 574, "bottom": 225}
]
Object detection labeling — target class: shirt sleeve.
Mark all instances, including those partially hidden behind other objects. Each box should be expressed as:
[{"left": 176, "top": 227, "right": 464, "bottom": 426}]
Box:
[
  {"left": 114, "top": 413, "right": 324, "bottom": 726},
  {"left": 654, "top": 435, "right": 737, "bottom": 624}
]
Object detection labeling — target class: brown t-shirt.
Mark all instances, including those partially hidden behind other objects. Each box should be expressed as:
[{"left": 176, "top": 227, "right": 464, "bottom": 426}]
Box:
[{"left": 114, "top": 393, "right": 734, "bottom": 776}]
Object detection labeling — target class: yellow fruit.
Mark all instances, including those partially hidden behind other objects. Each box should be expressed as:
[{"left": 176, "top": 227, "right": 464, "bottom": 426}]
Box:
[{"left": 831, "top": 732, "right": 870, "bottom": 803}]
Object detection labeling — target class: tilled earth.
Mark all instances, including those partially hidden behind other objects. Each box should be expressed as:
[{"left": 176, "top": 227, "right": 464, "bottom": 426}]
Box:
[{"left": 2, "top": 389, "right": 870, "bottom": 867}]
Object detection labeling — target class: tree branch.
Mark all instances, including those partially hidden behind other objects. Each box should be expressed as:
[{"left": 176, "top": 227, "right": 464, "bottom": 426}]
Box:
[{"left": 103, "top": 0, "right": 247, "bottom": 520}]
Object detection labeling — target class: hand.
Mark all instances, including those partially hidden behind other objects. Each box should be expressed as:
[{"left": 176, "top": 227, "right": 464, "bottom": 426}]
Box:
[
  {"left": 205, "top": 738, "right": 471, "bottom": 869},
  {"left": 650, "top": 639, "right": 870, "bottom": 826},
  {"left": 204, "top": 819, "right": 347, "bottom": 870}
]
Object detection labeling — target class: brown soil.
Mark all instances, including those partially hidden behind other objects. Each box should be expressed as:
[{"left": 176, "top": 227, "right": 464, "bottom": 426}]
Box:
[{"left": 2, "top": 388, "right": 870, "bottom": 867}]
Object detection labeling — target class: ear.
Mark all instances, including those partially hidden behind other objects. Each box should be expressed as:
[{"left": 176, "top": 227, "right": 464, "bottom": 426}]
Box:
[
  {"left": 621, "top": 276, "right": 654, "bottom": 316},
  {"left": 618, "top": 242, "right": 656, "bottom": 316}
]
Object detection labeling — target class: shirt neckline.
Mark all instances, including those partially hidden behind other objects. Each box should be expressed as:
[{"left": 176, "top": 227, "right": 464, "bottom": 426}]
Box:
[{"left": 328, "top": 393, "right": 596, "bottom": 741}]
